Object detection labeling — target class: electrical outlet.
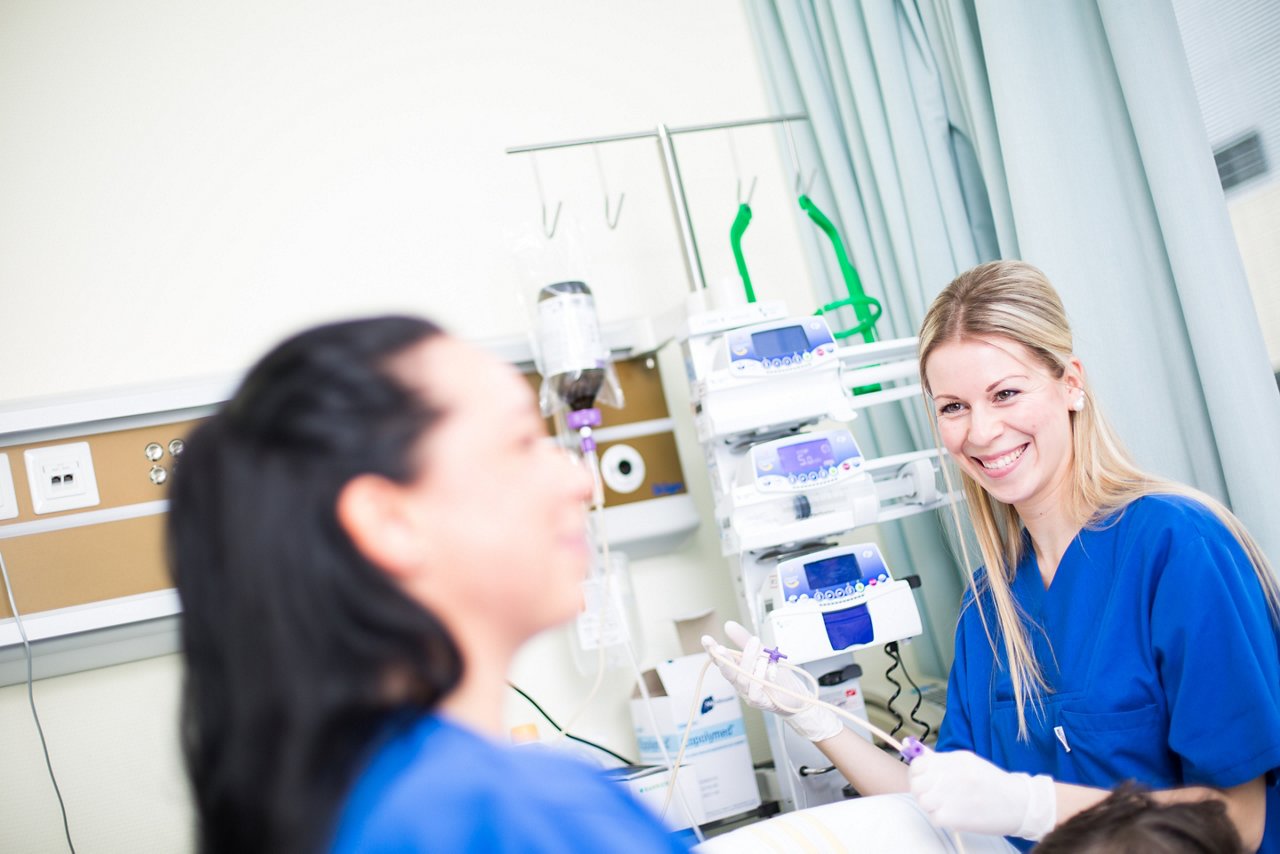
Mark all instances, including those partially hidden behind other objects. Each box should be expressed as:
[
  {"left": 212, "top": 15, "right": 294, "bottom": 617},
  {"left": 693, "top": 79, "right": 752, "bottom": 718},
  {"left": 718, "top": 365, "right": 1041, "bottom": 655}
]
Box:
[
  {"left": 0, "top": 453, "right": 18, "bottom": 521},
  {"left": 24, "top": 441, "right": 101, "bottom": 515}
]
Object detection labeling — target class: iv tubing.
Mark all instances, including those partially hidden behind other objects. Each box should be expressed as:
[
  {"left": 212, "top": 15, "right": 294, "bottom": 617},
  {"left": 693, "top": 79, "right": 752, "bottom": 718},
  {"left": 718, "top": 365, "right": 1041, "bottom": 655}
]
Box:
[
  {"left": 663, "top": 646, "right": 966, "bottom": 853},
  {"left": 553, "top": 445, "right": 609, "bottom": 740},
  {"left": 550, "top": 442, "right": 706, "bottom": 841}
]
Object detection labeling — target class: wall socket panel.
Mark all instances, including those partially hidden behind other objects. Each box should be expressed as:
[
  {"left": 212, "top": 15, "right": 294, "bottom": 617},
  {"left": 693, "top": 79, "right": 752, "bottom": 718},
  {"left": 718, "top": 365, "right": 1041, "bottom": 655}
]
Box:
[
  {"left": 24, "top": 441, "right": 101, "bottom": 515},
  {"left": 0, "top": 453, "right": 18, "bottom": 521}
]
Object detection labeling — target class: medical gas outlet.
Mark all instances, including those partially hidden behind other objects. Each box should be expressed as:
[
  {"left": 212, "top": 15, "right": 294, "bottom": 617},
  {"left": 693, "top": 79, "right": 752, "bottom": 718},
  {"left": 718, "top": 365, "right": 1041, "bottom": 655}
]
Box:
[{"left": 760, "top": 543, "right": 922, "bottom": 666}]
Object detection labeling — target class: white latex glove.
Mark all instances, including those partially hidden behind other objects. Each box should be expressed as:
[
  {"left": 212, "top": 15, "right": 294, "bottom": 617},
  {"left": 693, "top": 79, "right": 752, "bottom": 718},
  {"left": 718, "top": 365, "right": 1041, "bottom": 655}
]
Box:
[
  {"left": 908, "top": 746, "right": 1057, "bottom": 840},
  {"left": 700, "top": 620, "right": 842, "bottom": 743}
]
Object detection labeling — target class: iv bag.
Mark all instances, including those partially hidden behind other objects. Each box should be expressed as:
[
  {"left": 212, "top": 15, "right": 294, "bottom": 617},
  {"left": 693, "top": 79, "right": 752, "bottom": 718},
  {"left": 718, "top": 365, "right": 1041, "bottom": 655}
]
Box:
[{"left": 534, "top": 281, "right": 623, "bottom": 416}]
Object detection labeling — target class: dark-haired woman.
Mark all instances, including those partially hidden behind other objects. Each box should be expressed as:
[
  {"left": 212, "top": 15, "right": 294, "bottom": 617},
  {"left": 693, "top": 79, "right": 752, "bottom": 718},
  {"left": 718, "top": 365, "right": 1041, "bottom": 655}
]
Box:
[{"left": 169, "top": 316, "right": 690, "bottom": 853}]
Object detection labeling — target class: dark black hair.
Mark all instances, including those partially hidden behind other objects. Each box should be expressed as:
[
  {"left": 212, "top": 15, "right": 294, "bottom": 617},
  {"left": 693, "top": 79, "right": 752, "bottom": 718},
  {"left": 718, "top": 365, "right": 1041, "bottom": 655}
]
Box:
[
  {"left": 1032, "top": 781, "right": 1244, "bottom": 854},
  {"left": 168, "top": 315, "right": 460, "bottom": 854}
]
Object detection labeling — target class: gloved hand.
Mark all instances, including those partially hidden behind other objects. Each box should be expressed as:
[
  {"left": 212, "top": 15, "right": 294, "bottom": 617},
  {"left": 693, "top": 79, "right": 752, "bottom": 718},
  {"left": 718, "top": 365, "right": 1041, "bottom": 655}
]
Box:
[
  {"left": 700, "top": 620, "right": 842, "bottom": 743},
  {"left": 908, "top": 746, "right": 1057, "bottom": 840}
]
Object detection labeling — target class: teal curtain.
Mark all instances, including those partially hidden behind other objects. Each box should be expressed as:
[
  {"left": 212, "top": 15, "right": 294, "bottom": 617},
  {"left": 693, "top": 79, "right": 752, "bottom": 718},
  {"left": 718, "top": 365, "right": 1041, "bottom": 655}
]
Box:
[{"left": 745, "top": 0, "right": 1280, "bottom": 677}]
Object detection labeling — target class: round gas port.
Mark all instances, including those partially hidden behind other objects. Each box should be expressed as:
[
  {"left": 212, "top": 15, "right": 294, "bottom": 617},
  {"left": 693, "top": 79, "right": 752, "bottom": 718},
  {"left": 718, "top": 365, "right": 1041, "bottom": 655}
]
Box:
[
  {"left": 600, "top": 444, "right": 645, "bottom": 494},
  {"left": 145, "top": 442, "right": 164, "bottom": 462},
  {"left": 149, "top": 465, "right": 168, "bottom": 485},
  {"left": 168, "top": 438, "right": 185, "bottom": 457}
]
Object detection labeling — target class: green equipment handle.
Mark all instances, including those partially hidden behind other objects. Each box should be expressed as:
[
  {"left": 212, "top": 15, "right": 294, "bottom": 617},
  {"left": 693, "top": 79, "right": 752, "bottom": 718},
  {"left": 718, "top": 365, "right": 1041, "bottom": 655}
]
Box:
[
  {"left": 730, "top": 202, "right": 755, "bottom": 303},
  {"left": 816, "top": 295, "right": 882, "bottom": 340},
  {"left": 799, "top": 194, "right": 878, "bottom": 345}
]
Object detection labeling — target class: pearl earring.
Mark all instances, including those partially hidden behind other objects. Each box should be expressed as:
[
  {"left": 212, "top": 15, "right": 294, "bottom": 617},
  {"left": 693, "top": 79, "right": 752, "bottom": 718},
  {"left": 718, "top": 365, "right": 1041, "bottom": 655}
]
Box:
[{"left": 1072, "top": 394, "right": 1085, "bottom": 412}]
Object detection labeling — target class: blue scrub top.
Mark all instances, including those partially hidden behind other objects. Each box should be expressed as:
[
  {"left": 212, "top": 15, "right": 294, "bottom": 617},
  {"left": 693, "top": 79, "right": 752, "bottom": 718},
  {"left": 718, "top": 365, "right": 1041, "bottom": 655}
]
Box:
[
  {"left": 329, "top": 714, "right": 693, "bottom": 852},
  {"left": 937, "top": 495, "right": 1280, "bottom": 852}
]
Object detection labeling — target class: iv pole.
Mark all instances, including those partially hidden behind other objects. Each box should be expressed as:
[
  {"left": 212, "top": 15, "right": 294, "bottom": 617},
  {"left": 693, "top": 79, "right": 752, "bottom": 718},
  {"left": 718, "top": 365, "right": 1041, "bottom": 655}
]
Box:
[{"left": 506, "top": 113, "right": 809, "bottom": 296}]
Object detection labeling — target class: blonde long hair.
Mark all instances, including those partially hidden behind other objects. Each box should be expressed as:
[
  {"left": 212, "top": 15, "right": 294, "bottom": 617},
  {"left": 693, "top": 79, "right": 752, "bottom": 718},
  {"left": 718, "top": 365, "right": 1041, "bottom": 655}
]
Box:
[{"left": 918, "top": 260, "right": 1280, "bottom": 737}]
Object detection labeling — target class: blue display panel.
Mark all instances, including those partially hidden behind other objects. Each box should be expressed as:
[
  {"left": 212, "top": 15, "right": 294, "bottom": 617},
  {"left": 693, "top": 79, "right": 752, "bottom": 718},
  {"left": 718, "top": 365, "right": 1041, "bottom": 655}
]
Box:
[
  {"left": 726, "top": 317, "right": 837, "bottom": 376},
  {"left": 752, "top": 429, "right": 863, "bottom": 492},
  {"left": 777, "top": 438, "right": 835, "bottom": 475},
  {"left": 777, "top": 543, "right": 891, "bottom": 611},
  {"left": 750, "top": 326, "right": 809, "bottom": 360}
]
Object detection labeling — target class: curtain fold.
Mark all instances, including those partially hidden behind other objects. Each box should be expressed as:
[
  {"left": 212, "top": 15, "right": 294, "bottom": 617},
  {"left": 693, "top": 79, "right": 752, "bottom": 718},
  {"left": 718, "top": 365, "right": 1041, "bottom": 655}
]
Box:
[
  {"left": 745, "top": 0, "right": 1280, "bottom": 677},
  {"left": 1095, "top": 0, "right": 1280, "bottom": 551}
]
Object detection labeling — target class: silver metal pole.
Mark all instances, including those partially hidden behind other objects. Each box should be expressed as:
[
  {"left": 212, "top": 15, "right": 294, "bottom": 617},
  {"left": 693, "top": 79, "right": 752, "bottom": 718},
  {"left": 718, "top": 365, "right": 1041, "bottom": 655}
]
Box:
[
  {"left": 505, "top": 113, "right": 807, "bottom": 155},
  {"left": 666, "top": 112, "right": 808, "bottom": 137},
  {"left": 506, "top": 113, "right": 809, "bottom": 293},
  {"left": 506, "top": 128, "right": 658, "bottom": 155},
  {"left": 655, "top": 122, "right": 706, "bottom": 293}
]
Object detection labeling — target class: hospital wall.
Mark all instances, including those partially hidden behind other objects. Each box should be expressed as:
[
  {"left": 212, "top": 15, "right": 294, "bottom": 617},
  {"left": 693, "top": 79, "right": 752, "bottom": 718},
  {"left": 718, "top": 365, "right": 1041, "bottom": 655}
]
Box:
[{"left": 0, "top": 1, "right": 826, "bottom": 850}]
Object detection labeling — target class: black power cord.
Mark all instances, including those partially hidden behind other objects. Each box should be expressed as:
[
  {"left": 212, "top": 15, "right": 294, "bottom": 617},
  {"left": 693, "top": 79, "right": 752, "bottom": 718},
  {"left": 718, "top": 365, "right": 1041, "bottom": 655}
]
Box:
[
  {"left": 506, "top": 681, "right": 638, "bottom": 767},
  {"left": 885, "top": 641, "right": 932, "bottom": 742},
  {"left": 882, "top": 644, "right": 907, "bottom": 739}
]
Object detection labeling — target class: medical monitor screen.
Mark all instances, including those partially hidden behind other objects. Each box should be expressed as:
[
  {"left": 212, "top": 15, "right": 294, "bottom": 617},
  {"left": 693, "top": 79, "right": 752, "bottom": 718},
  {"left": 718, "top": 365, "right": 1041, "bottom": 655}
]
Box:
[
  {"left": 804, "top": 554, "right": 862, "bottom": 591},
  {"left": 777, "top": 439, "right": 835, "bottom": 474},
  {"left": 751, "top": 326, "right": 808, "bottom": 359}
]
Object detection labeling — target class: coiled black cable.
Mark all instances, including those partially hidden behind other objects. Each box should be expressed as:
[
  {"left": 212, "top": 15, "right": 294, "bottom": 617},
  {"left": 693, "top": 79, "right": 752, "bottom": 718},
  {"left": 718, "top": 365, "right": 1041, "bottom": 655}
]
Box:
[
  {"left": 885, "top": 641, "right": 932, "bottom": 742},
  {"left": 882, "top": 644, "right": 906, "bottom": 739}
]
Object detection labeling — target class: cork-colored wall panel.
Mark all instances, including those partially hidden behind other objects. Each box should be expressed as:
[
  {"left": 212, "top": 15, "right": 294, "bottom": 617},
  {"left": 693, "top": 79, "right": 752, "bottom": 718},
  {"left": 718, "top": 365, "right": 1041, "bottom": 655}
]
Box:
[
  {"left": 0, "top": 514, "right": 170, "bottom": 618},
  {"left": 0, "top": 419, "right": 203, "bottom": 617},
  {"left": 525, "top": 354, "right": 674, "bottom": 430},
  {"left": 596, "top": 432, "right": 687, "bottom": 507},
  {"left": 0, "top": 354, "right": 686, "bottom": 618},
  {"left": 0, "top": 419, "right": 202, "bottom": 523},
  {"left": 522, "top": 354, "right": 689, "bottom": 508}
]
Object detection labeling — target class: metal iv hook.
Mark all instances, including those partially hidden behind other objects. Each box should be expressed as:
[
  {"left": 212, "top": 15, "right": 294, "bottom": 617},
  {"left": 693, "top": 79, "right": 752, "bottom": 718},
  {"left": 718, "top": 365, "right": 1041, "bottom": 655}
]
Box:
[
  {"left": 784, "top": 120, "right": 818, "bottom": 196},
  {"left": 529, "top": 153, "right": 562, "bottom": 239},
  {"left": 593, "top": 147, "right": 625, "bottom": 230},
  {"left": 728, "top": 130, "right": 758, "bottom": 303}
]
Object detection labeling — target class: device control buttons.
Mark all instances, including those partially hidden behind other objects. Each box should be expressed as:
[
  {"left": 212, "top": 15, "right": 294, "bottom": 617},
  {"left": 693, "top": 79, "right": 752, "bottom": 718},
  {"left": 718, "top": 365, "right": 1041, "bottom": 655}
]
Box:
[
  {"left": 149, "top": 465, "right": 168, "bottom": 485},
  {"left": 145, "top": 443, "right": 164, "bottom": 461}
]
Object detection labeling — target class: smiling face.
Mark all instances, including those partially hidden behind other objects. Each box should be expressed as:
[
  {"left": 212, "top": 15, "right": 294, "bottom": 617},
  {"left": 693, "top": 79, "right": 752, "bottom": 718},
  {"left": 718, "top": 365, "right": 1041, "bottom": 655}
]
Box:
[{"left": 924, "top": 335, "right": 1082, "bottom": 517}]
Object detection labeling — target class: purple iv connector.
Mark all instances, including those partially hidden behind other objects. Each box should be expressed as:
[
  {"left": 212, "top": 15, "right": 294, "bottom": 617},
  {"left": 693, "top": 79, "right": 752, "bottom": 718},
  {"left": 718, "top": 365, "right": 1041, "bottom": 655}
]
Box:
[
  {"left": 567, "top": 408, "right": 602, "bottom": 453},
  {"left": 900, "top": 736, "right": 925, "bottom": 763}
]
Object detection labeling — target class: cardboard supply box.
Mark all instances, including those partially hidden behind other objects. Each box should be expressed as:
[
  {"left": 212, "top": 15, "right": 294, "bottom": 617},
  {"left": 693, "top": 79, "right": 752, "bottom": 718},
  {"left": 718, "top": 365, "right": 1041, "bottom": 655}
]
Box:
[{"left": 631, "top": 612, "right": 761, "bottom": 823}]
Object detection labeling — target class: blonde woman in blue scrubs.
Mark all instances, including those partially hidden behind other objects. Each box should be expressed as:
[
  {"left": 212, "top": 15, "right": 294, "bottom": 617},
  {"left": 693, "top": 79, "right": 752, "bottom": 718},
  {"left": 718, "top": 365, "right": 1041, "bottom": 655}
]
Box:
[{"left": 705, "top": 260, "right": 1280, "bottom": 851}]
